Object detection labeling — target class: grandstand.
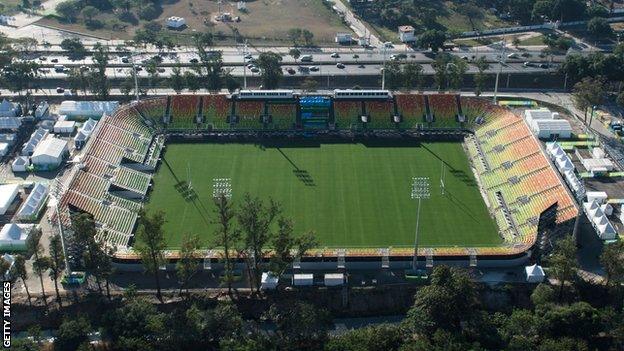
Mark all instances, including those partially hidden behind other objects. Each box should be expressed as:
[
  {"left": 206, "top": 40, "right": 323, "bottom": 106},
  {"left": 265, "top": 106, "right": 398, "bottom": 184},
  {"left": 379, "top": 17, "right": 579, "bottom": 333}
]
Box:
[{"left": 57, "top": 92, "right": 578, "bottom": 265}]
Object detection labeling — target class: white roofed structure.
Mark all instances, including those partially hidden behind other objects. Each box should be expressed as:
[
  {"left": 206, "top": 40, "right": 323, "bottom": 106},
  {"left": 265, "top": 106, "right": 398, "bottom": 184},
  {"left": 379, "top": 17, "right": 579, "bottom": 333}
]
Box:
[
  {"left": 11, "top": 156, "right": 29, "bottom": 172},
  {"left": 58, "top": 100, "right": 119, "bottom": 119},
  {"left": 260, "top": 272, "right": 279, "bottom": 290},
  {"left": 524, "top": 109, "right": 553, "bottom": 125},
  {"left": 0, "top": 142, "right": 8, "bottom": 157},
  {"left": 583, "top": 200, "right": 618, "bottom": 240},
  {"left": 530, "top": 119, "right": 572, "bottom": 139},
  {"left": 16, "top": 183, "right": 48, "bottom": 221},
  {"left": 0, "top": 223, "right": 34, "bottom": 251},
  {"left": 525, "top": 264, "right": 545, "bottom": 283},
  {"left": 31, "top": 136, "right": 68, "bottom": 170},
  {"left": 0, "top": 117, "right": 21, "bottom": 130},
  {"left": 0, "top": 184, "right": 19, "bottom": 215},
  {"left": 21, "top": 128, "right": 48, "bottom": 156},
  {"left": 166, "top": 16, "right": 186, "bottom": 28},
  {"left": 0, "top": 99, "right": 17, "bottom": 117}
]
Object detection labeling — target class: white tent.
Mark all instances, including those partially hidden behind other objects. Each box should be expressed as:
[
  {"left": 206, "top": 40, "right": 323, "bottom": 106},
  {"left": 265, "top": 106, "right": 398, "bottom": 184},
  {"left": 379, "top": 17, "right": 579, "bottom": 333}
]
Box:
[
  {"left": 53, "top": 120, "right": 76, "bottom": 134},
  {"left": 0, "top": 184, "right": 19, "bottom": 215},
  {"left": 525, "top": 264, "right": 545, "bottom": 283},
  {"left": 74, "top": 119, "right": 97, "bottom": 149},
  {"left": 556, "top": 157, "right": 574, "bottom": 172},
  {"left": 58, "top": 101, "right": 119, "bottom": 119},
  {"left": 0, "top": 142, "right": 8, "bottom": 157},
  {"left": 166, "top": 16, "right": 186, "bottom": 28},
  {"left": 16, "top": 183, "right": 48, "bottom": 221},
  {"left": 0, "top": 117, "right": 21, "bottom": 130},
  {"left": 35, "top": 101, "right": 49, "bottom": 119},
  {"left": 31, "top": 136, "right": 68, "bottom": 170},
  {"left": 324, "top": 273, "right": 345, "bottom": 286},
  {"left": 0, "top": 223, "right": 33, "bottom": 251},
  {"left": 0, "top": 99, "right": 17, "bottom": 117},
  {"left": 0, "top": 133, "right": 17, "bottom": 146},
  {"left": 11, "top": 156, "right": 30, "bottom": 172},
  {"left": 21, "top": 128, "right": 48, "bottom": 156},
  {"left": 586, "top": 191, "right": 608, "bottom": 204},
  {"left": 260, "top": 272, "right": 279, "bottom": 290},
  {"left": 531, "top": 119, "right": 572, "bottom": 139},
  {"left": 524, "top": 109, "right": 553, "bottom": 125},
  {"left": 292, "top": 273, "right": 314, "bottom": 286}
]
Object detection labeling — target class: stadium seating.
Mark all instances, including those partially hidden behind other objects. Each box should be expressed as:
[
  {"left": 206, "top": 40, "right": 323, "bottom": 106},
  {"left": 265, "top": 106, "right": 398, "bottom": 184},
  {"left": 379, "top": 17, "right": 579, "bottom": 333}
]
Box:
[
  {"left": 202, "top": 95, "right": 231, "bottom": 130},
  {"left": 235, "top": 101, "right": 263, "bottom": 129},
  {"left": 465, "top": 102, "right": 578, "bottom": 249},
  {"left": 134, "top": 97, "right": 166, "bottom": 125},
  {"left": 267, "top": 103, "right": 296, "bottom": 130},
  {"left": 333, "top": 101, "right": 361, "bottom": 129},
  {"left": 365, "top": 101, "right": 395, "bottom": 129},
  {"left": 395, "top": 94, "right": 426, "bottom": 128},
  {"left": 428, "top": 94, "right": 459, "bottom": 128},
  {"left": 169, "top": 95, "right": 200, "bottom": 129}
]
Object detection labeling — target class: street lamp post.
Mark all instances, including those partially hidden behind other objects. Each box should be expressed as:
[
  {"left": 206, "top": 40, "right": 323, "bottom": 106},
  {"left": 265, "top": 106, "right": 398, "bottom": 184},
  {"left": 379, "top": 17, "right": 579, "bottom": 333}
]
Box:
[
  {"left": 381, "top": 42, "right": 391, "bottom": 90},
  {"left": 493, "top": 39, "right": 507, "bottom": 104},
  {"left": 411, "top": 177, "right": 430, "bottom": 271}
]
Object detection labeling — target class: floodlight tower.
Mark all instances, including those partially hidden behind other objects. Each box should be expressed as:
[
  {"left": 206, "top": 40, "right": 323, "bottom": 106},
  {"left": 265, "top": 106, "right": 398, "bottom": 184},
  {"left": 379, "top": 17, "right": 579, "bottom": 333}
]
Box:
[
  {"left": 493, "top": 38, "right": 507, "bottom": 104},
  {"left": 381, "top": 41, "right": 391, "bottom": 90},
  {"left": 50, "top": 179, "right": 72, "bottom": 275},
  {"left": 410, "top": 177, "right": 430, "bottom": 270}
]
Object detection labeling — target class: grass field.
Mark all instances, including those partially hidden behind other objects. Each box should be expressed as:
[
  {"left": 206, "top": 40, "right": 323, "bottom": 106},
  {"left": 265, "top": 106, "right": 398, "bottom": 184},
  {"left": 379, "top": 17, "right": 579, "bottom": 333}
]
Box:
[{"left": 145, "top": 141, "right": 501, "bottom": 249}]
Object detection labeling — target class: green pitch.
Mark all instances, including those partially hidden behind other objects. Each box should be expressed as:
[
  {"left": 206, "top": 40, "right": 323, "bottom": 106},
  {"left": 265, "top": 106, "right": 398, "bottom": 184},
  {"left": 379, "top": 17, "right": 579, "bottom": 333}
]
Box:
[{"left": 145, "top": 141, "right": 501, "bottom": 249}]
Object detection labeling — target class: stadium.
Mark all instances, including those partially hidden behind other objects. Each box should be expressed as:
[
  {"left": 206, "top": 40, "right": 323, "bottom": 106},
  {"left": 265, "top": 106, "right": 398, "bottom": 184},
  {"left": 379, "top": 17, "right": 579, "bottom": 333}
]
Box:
[{"left": 57, "top": 90, "right": 578, "bottom": 268}]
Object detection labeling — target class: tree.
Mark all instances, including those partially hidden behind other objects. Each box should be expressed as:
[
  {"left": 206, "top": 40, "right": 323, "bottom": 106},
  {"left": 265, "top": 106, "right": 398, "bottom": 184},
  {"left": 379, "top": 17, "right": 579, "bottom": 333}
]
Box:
[
  {"left": 417, "top": 30, "right": 446, "bottom": 52},
  {"left": 26, "top": 228, "right": 48, "bottom": 308},
  {"left": 135, "top": 210, "right": 167, "bottom": 301},
  {"left": 572, "top": 76, "right": 605, "bottom": 123},
  {"left": 289, "top": 48, "right": 301, "bottom": 63},
  {"left": 512, "top": 36, "right": 521, "bottom": 48},
  {"left": 238, "top": 194, "right": 280, "bottom": 292},
  {"left": 600, "top": 241, "right": 624, "bottom": 286},
  {"left": 302, "top": 29, "right": 314, "bottom": 46},
  {"left": 447, "top": 57, "right": 468, "bottom": 90},
  {"left": 257, "top": 52, "right": 283, "bottom": 89},
  {"left": 61, "top": 38, "right": 86, "bottom": 60},
  {"left": 81, "top": 5, "right": 98, "bottom": 23},
  {"left": 176, "top": 233, "right": 201, "bottom": 295},
  {"left": 1, "top": 61, "right": 40, "bottom": 97},
  {"left": 67, "top": 67, "right": 89, "bottom": 96},
  {"left": 55, "top": 0, "right": 81, "bottom": 22},
  {"left": 301, "top": 77, "right": 318, "bottom": 92},
  {"left": 383, "top": 60, "right": 403, "bottom": 90},
  {"left": 71, "top": 212, "right": 104, "bottom": 294},
  {"left": 170, "top": 63, "right": 185, "bottom": 94},
  {"left": 266, "top": 301, "right": 331, "bottom": 349},
  {"left": 287, "top": 28, "right": 302, "bottom": 46},
  {"left": 270, "top": 218, "right": 317, "bottom": 276},
  {"left": 474, "top": 56, "right": 490, "bottom": 96},
  {"left": 48, "top": 234, "right": 65, "bottom": 307},
  {"left": 185, "top": 71, "right": 201, "bottom": 93},
  {"left": 403, "top": 62, "right": 423, "bottom": 91},
  {"left": 404, "top": 265, "right": 478, "bottom": 335},
  {"left": 101, "top": 295, "right": 167, "bottom": 349},
  {"left": 587, "top": 17, "right": 613, "bottom": 39},
  {"left": 89, "top": 43, "right": 110, "bottom": 99},
  {"left": 432, "top": 53, "right": 451, "bottom": 90},
  {"left": 145, "top": 59, "right": 160, "bottom": 94},
  {"left": 11, "top": 255, "right": 31, "bottom": 306},
  {"left": 54, "top": 316, "right": 91, "bottom": 351},
  {"left": 213, "top": 194, "right": 240, "bottom": 296},
  {"left": 547, "top": 235, "right": 578, "bottom": 301}
]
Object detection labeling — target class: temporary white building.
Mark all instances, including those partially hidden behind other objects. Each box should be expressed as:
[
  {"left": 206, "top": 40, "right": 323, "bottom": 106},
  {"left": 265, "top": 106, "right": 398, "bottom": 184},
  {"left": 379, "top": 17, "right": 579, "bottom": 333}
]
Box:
[
  {"left": 524, "top": 109, "right": 553, "bottom": 125},
  {"left": 21, "top": 128, "right": 48, "bottom": 156},
  {"left": 58, "top": 101, "right": 119, "bottom": 119},
  {"left": 74, "top": 119, "right": 97, "bottom": 149},
  {"left": 0, "top": 133, "right": 17, "bottom": 146},
  {"left": 0, "top": 99, "right": 17, "bottom": 117},
  {"left": 31, "top": 136, "right": 68, "bottom": 170},
  {"left": 592, "top": 147, "right": 606, "bottom": 159},
  {"left": 525, "top": 264, "right": 545, "bottom": 283},
  {"left": 324, "top": 273, "right": 345, "bottom": 286},
  {"left": 11, "top": 156, "right": 30, "bottom": 173},
  {"left": 582, "top": 158, "right": 615, "bottom": 173},
  {"left": 563, "top": 170, "right": 582, "bottom": 194},
  {"left": 583, "top": 201, "right": 617, "bottom": 240},
  {"left": 0, "top": 184, "right": 20, "bottom": 215},
  {"left": 0, "top": 117, "right": 21, "bottom": 130},
  {"left": 531, "top": 119, "right": 572, "bottom": 139},
  {"left": 260, "top": 272, "right": 279, "bottom": 290},
  {"left": 587, "top": 191, "right": 608, "bottom": 204},
  {"left": 35, "top": 101, "right": 49, "bottom": 119},
  {"left": 292, "top": 273, "right": 314, "bottom": 286},
  {"left": 0, "top": 142, "right": 8, "bottom": 157},
  {"left": 53, "top": 120, "right": 76, "bottom": 134},
  {"left": 2, "top": 254, "right": 14, "bottom": 280},
  {"left": 0, "top": 223, "right": 34, "bottom": 251},
  {"left": 166, "top": 16, "right": 186, "bottom": 28},
  {"left": 15, "top": 183, "right": 48, "bottom": 221},
  {"left": 546, "top": 142, "right": 566, "bottom": 160},
  {"left": 556, "top": 156, "right": 574, "bottom": 172}
]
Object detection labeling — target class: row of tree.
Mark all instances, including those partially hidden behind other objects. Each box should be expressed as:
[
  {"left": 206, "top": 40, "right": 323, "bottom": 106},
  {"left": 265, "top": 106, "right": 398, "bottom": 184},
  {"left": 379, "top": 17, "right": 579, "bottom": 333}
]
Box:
[{"left": 135, "top": 193, "right": 317, "bottom": 300}]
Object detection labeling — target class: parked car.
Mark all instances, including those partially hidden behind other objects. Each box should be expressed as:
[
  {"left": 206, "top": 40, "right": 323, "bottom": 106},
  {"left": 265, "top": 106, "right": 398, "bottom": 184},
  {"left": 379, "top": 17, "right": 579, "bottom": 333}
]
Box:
[
  {"left": 300, "top": 55, "right": 313, "bottom": 62},
  {"left": 309, "top": 66, "right": 319, "bottom": 71},
  {"left": 330, "top": 52, "right": 340, "bottom": 58},
  {"left": 56, "top": 87, "right": 65, "bottom": 93},
  {"left": 336, "top": 62, "right": 345, "bottom": 69},
  {"left": 250, "top": 66, "right": 260, "bottom": 73}
]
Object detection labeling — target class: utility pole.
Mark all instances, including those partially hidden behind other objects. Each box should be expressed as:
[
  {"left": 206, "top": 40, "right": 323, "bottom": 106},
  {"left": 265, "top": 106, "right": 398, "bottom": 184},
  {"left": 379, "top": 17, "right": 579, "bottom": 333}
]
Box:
[{"left": 381, "top": 42, "right": 391, "bottom": 90}]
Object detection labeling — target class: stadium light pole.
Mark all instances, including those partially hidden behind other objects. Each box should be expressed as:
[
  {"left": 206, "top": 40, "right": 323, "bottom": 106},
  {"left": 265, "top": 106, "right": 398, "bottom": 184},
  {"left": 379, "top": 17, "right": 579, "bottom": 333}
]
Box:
[
  {"left": 242, "top": 40, "right": 248, "bottom": 89},
  {"left": 492, "top": 38, "right": 507, "bottom": 105},
  {"left": 381, "top": 42, "right": 391, "bottom": 90},
  {"left": 411, "top": 177, "right": 430, "bottom": 271},
  {"left": 51, "top": 180, "right": 71, "bottom": 275}
]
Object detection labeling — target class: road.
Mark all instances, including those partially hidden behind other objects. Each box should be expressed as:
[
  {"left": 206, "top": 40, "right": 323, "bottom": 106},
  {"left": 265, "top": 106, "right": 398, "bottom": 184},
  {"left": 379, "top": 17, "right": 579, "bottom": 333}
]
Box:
[{"left": 331, "top": 0, "right": 383, "bottom": 48}]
